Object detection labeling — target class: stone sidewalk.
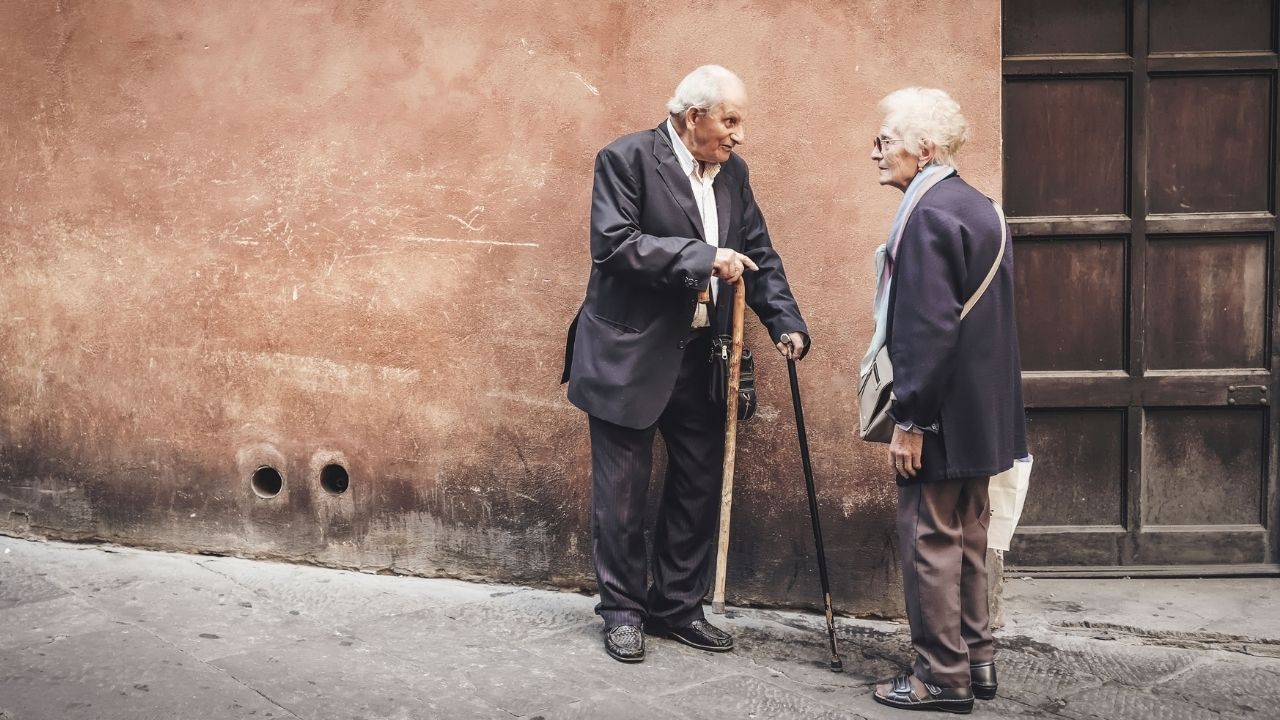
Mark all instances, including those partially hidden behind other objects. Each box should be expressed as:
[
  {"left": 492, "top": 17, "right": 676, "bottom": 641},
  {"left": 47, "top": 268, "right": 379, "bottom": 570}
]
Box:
[{"left": 1, "top": 537, "right": 1277, "bottom": 719}]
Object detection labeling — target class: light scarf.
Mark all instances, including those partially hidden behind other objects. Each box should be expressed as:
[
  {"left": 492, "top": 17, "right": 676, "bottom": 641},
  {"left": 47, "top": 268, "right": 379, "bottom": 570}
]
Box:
[{"left": 859, "top": 164, "right": 957, "bottom": 378}]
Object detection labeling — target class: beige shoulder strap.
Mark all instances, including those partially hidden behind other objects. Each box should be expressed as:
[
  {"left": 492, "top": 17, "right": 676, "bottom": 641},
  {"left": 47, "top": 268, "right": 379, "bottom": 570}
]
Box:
[{"left": 960, "top": 200, "right": 1008, "bottom": 320}]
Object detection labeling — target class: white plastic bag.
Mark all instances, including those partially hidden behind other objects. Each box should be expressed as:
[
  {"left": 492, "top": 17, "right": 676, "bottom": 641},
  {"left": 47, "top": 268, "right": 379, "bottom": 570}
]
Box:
[{"left": 987, "top": 455, "right": 1033, "bottom": 552}]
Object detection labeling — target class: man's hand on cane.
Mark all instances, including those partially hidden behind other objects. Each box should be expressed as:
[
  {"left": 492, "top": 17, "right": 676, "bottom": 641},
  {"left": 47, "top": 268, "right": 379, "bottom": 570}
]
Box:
[
  {"left": 777, "top": 332, "right": 806, "bottom": 361},
  {"left": 712, "top": 248, "right": 758, "bottom": 283},
  {"left": 711, "top": 249, "right": 806, "bottom": 362}
]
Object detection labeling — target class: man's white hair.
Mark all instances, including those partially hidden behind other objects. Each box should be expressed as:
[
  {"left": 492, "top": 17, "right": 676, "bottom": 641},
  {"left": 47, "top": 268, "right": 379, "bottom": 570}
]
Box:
[
  {"left": 878, "top": 87, "right": 970, "bottom": 168},
  {"left": 666, "top": 65, "right": 744, "bottom": 116}
]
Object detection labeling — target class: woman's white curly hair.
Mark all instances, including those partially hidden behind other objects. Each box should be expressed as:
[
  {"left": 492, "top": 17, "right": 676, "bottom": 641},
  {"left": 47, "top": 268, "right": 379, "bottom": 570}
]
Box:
[{"left": 879, "top": 87, "right": 970, "bottom": 168}]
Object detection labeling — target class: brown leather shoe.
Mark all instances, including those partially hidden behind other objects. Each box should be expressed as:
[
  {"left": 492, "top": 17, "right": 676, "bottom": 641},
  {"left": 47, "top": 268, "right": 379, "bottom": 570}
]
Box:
[
  {"left": 874, "top": 674, "right": 974, "bottom": 714},
  {"left": 970, "top": 662, "right": 997, "bottom": 700}
]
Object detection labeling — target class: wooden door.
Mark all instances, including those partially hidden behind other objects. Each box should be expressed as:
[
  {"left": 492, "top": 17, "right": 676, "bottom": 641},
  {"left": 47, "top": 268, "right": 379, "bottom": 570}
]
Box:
[{"left": 1003, "top": 0, "right": 1280, "bottom": 574}]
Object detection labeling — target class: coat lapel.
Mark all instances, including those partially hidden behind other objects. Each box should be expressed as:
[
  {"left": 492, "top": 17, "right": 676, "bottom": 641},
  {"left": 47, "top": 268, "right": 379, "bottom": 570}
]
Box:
[{"left": 652, "top": 124, "right": 705, "bottom": 240}]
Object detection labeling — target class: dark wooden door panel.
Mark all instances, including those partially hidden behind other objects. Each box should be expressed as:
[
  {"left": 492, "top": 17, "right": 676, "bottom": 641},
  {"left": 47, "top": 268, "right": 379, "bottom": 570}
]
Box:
[
  {"left": 1144, "top": 236, "right": 1269, "bottom": 369},
  {"left": 1015, "top": 525, "right": 1270, "bottom": 567},
  {"left": 1130, "top": 528, "right": 1269, "bottom": 564},
  {"left": 1021, "top": 409, "right": 1127, "bottom": 527},
  {"left": 1014, "top": 530, "right": 1124, "bottom": 566},
  {"left": 1015, "top": 238, "right": 1128, "bottom": 371},
  {"left": 1003, "top": 0, "right": 1129, "bottom": 56},
  {"left": 1023, "top": 370, "right": 1273, "bottom": 408},
  {"left": 1147, "top": 75, "right": 1273, "bottom": 214},
  {"left": 1003, "top": 0, "right": 1279, "bottom": 573},
  {"left": 1149, "top": 0, "right": 1275, "bottom": 53},
  {"left": 1004, "top": 79, "right": 1129, "bottom": 217},
  {"left": 1143, "top": 408, "right": 1267, "bottom": 526}
]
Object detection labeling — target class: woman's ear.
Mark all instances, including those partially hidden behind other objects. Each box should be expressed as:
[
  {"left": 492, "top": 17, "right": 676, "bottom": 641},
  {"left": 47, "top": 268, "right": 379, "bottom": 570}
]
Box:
[{"left": 917, "top": 139, "right": 937, "bottom": 169}]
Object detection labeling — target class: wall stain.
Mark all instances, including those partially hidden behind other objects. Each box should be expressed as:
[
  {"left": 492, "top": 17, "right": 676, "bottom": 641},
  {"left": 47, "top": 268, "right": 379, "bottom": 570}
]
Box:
[{"left": 0, "top": 0, "right": 1002, "bottom": 616}]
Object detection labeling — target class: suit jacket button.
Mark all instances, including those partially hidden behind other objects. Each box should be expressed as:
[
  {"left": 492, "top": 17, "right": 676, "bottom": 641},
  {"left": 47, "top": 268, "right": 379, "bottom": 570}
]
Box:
[{"left": 677, "top": 340, "right": 686, "bottom": 349}]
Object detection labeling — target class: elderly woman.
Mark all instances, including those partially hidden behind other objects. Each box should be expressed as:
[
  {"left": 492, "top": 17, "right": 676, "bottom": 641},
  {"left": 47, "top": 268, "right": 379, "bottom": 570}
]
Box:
[{"left": 863, "top": 88, "right": 1027, "bottom": 714}]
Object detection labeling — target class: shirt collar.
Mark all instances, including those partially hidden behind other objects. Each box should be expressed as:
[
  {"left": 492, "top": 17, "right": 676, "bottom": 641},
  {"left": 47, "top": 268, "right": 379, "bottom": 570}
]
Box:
[{"left": 665, "top": 118, "right": 720, "bottom": 181}]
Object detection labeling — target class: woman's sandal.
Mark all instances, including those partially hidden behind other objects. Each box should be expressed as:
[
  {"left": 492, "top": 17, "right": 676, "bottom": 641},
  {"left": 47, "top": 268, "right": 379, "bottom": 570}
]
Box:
[{"left": 873, "top": 674, "right": 975, "bottom": 714}]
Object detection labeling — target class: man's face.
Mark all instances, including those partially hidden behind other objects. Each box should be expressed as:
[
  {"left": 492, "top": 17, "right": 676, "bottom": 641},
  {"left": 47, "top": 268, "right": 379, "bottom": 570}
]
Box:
[{"left": 686, "top": 86, "right": 747, "bottom": 164}]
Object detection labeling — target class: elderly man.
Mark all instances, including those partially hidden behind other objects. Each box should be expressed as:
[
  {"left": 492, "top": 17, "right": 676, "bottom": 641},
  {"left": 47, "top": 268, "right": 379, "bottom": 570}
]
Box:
[{"left": 561, "top": 65, "right": 810, "bottom": 663}]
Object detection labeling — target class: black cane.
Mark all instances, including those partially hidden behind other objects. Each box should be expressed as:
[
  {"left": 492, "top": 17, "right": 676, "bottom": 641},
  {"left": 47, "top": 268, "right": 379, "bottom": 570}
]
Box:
[{"left": 787, "top": 358, "right": 843, "bottom": 672}]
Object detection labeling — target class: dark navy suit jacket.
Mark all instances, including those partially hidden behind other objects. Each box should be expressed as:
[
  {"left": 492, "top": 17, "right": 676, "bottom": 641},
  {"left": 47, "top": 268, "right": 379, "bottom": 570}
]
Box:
[
  {"left": 887, "top": 175, "right": 1028, "bottom": 481},
  {"left": 561, "top": 123, "right": 808, "bottom": 429}
]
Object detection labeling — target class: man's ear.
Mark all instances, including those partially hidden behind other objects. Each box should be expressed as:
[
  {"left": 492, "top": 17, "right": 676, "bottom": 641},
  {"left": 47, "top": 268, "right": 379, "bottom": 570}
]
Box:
[{"left": 684, "top": 107, "right": 701, "bottom": 128}]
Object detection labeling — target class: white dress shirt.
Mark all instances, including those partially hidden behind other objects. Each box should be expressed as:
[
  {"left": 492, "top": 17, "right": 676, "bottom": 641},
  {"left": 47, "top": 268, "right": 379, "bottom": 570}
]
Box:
[{"left": 666, "top": 119, "right": 720, "bottom": 328}]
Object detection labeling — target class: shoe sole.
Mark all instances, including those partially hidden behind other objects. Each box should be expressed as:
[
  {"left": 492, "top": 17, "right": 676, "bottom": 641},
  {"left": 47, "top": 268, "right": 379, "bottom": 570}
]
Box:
[
  {"left": 973, "top": 685, "right": 996, "bottom": 701},
  {"left": 662, "top": 632, "right": 734, "bottom": 653},
  {"left": 873, "top": 694, "right": 973, "bottom": 714}
]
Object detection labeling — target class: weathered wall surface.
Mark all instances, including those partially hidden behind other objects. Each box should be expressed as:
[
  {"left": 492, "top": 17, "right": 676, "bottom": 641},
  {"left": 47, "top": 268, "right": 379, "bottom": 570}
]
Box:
[{"left": 0, "top": 0, "right": 1001, "bottom": 615}]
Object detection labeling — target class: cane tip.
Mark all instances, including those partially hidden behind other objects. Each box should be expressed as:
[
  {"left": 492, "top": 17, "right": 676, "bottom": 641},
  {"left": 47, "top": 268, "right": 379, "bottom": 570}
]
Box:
[
  {"left": 711, "top": 601, "right": 726, "bottom": 614},
  {"left": 830, "top": 659, "right": 844, "bottom": 673}
]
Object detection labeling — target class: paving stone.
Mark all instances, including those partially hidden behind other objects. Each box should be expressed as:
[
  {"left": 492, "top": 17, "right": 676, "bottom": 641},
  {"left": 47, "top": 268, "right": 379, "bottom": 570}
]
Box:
[
  {"left": 0, "top": 594, "right": 118, "bottom": 651},
  {"left": 659, "top": 674, "right": 866, "bottom": 720},
  {"left": 336, "top": 606, "right": 514, "bottom": 662},
  {"left": 70, "top": 576, "right": 347, "bottom": 663},
  {"left": 345, "top": 606, "right": 617, "bottom": 716},
  {"left": 0, "top": 625, "right": 284, "bottom": 720},
  {"left": 1005, "top": 577, "right": 1280, "bottom": 642},
  {"left": 531, "top": 689, "right": 694, "bottom": 720},
  {"left": 327, "top": 582, "right": 598, "bottom": 644},
  {"left": 1046, "top": 634, "right": 1201, "bottom": 686},
  {"left": 980, "top": 694, "right": 1065, "bottom": 718},
  {"left": 347, "top": 610, "right": 661, "bottom": 716},
  {"left": 1153, "top": 657, "right": 1280, "bottom": 718},
  {"left": 449, "top": 587, "right": 601, "bottom": 641},
  {"left": 993, "top": 647, "right": 1106, "bottom": 707},
  {"left": 450, "top": 643, "right": 615, "bottom": 717},
  {"left": 2, "top": 539, "right": 1277, "bottom": 720},
  {"left": 828, "top": 624, "right": 915, "bottom": 668},
  {"left": 211, "top": 641, "right": 502, "bottom": 720},
  {"left": 1058, "top": 682, "right": 1223, "bottom": 720},
  {"left": 757, "top": 611, "right": 914, "bottom": 676},
  {"left": 522, "top": 621, "right": 760, "bottom": 695},
  {"left": 196, "top": 554, "right": 497, "bottom": 619},
  {"left": 0, "top": 558, "right": 68, "bottom": 608},
  {"left": 730, "top": 625, "right": 883, "bottom": 695},
  {"left": 22, "top": 543, "right": 218, "bottom": 590}
]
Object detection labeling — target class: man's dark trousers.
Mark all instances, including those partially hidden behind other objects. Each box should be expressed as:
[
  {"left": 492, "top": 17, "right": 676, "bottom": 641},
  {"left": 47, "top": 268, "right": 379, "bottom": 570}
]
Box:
[{"left": 589, "top": 329, "right": 723, "bottom": 630}]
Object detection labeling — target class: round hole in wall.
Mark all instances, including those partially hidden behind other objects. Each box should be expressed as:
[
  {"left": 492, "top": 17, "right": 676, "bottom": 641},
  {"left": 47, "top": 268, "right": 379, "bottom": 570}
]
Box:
[
  {"left": 320, "top": 463, "right": 349, "bottom": 495},
  {"left": 251, "top": 466, "right": 284, "bottom": 498}
]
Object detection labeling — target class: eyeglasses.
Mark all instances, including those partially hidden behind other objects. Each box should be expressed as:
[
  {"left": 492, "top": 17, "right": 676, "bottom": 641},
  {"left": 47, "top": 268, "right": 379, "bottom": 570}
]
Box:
[{"left": 873, "top": 136, "right": 903, "bottom": 153}]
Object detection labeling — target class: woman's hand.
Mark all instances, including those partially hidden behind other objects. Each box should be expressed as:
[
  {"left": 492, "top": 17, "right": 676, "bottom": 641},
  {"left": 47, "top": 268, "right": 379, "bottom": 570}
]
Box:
[{"left": 889, "top": 427, "right": 923, "bottom": 478}]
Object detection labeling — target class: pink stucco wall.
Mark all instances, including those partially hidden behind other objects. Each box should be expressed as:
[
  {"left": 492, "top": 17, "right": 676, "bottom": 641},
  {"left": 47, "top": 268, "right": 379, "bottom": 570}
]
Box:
[{"left": 0, "top": 0, "right": 1001, "bottom": 615}]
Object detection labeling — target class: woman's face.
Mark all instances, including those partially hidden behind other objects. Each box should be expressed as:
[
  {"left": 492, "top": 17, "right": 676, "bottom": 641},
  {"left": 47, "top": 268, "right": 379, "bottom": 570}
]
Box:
[{"left": 872, "top": 124, "right": 919, "bottom": 192}]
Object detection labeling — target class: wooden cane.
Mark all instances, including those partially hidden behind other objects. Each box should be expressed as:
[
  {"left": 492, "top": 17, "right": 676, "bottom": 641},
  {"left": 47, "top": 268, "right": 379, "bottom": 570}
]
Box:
[{"left": 711, "top": 276, "right": 746, "bottom": 614}]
